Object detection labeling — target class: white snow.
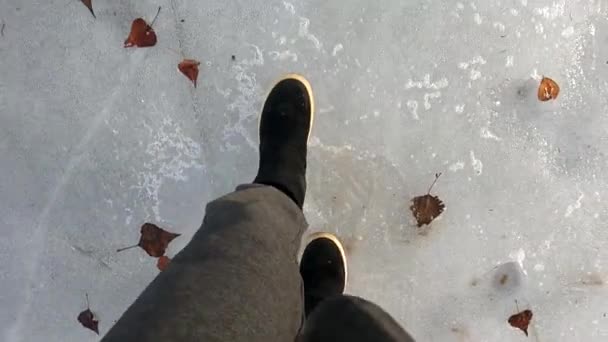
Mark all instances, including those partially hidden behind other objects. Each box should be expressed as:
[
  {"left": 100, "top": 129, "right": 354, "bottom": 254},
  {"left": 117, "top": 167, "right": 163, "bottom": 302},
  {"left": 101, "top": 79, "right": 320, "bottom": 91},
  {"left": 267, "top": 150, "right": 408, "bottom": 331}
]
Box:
[{"left": 2, "top": 0, "right": 607, "bottom": 341}]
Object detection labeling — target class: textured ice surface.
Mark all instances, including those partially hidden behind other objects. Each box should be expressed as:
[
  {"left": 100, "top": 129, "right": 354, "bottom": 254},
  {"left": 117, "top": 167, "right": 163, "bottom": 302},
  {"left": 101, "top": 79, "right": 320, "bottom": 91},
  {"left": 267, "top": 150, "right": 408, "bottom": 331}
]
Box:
[{"left": 1, "top": 0, "right": 607, "bottom": 341}]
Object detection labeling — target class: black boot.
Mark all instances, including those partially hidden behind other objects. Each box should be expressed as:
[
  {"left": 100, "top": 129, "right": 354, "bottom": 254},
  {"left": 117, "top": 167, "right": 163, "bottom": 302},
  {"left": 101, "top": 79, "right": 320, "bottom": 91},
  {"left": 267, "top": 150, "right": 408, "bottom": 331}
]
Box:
[
  {"left": 253, "top": 74, "right": 314, "bottom": 209},
  {"left": 299, "top": 232, "right": 347, "bottom": 316}
]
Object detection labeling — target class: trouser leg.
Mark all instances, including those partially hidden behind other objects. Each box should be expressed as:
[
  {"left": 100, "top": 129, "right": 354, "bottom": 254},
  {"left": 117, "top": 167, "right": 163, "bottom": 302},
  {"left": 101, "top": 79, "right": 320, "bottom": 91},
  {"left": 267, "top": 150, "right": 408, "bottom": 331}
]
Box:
[
  {"left": 102, "top": 184, "right": 307, "bottom": 342},
  {"left": 298, "top": 295, "right": 416, "bottom": 342}
]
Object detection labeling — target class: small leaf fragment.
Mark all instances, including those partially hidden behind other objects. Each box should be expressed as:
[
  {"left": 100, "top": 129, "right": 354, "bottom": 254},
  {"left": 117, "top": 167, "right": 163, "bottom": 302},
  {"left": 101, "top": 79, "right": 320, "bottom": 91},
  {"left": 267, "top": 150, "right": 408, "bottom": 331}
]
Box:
[
  {"left": 124, "top": 18, "right": 157, "bottom": 48},
  {"left": 537, "top": 77, "right": 559, "bottom": 101},
  {"left": 157, "top": 255, "right": 171, "bottom": 271},
  {"left": 80, "top": 0, "right": 96, "bottom": 18},
  {"left": 508, "top": 309, "right": 533, "bottom": 336},
  {"left": 178, "top": 59, "right": 201, "bottom": 87},
  {"left": 77, "top": 294, "right": 99, "bottom": 334}
]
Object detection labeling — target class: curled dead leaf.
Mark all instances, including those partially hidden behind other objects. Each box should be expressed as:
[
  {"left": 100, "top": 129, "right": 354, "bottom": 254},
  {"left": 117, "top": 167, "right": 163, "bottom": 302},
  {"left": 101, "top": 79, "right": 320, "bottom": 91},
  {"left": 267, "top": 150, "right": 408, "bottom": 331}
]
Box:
[
  {"left": 410, "top": 173, "right": 445, "bottom": 227},
  {"left": 178, "top": 59, "right": 201, "bottom": 87},
  {"left": 117, "top": 223, "right": 180, "bottom": 257},
  {"left": 537, "top": 77, "right": 559, "bottom": 101},
  {"left": 157, "top": 255, "right": 171, "bottom": 271},
  {"left": 77, "top": 294, "right": 99, "bottom": 334},
  {"left": 508, "top": 309, "right": 533, "bottom": 336}
]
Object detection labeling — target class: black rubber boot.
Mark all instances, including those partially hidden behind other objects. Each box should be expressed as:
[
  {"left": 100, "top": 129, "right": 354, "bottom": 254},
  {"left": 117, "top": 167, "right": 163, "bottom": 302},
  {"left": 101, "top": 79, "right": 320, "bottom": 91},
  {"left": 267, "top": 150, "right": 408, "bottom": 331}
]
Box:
[
  {"left": 253, "top": 74, "right": 314, "bottom": 209},
  {"left": 299, "top": 233, "right": 347, "bottom": 317}
]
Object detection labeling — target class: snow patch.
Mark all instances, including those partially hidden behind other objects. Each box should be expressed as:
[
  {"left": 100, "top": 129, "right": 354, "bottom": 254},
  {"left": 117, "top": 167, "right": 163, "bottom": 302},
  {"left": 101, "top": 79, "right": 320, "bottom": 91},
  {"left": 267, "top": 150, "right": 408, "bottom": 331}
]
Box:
[
  {"left": 423, "top": 92, "right": 441, "bottom": 110},
  {"left": 405, "top": 74, "right": 449, "bottom": 90},
  {"left": 480, "top": 127, "right": 502, "bottom": 141},
  {"left": 283, "top": 1, "right": 296, "bottom": 14},
  {"left": 332, "top": 43, "right": 344, "bottom": 56},
  {"left": 470, "top": 151, "right": 483, "bottom": 175},
  {"left": 449, "top": 161, "right": 465, "bottom": 172},
  {"left": 534, "top": 3, "right": 565, "bottom": 20},
  {"left": 474, "top": 13, "right": 482, "bottom": 25},
  {"left": 509, "top": 248, "right": 526, "bottom": 269},
  {"left": 407, "top": 100, "right": 419, "bottom": 120},
  {"left": 564, "top": 193, "right": 584, "bottom": 217},
  {"left": 561, "top": 26, "right": 574, "bottom": 38},
  {"left": 269, "top": 50, "right": 298, "bottom": 62},
  {"left": 135, "top": 118, "right": 203, "bottom": 221},
  {"left": 470, "top": 69, "right": 482, "bottom": 80},
  {"left": 458, "top": 55, "right": 486, "bottom": 70},
  {"left": 299, "top": 17, "right": 323, "bottom": 50},
  {"left": 493, "top": 22, "right": 506, "bottom": 32},
  {"left": 319, "top": 105, "right": 335, "bottom": 113}
]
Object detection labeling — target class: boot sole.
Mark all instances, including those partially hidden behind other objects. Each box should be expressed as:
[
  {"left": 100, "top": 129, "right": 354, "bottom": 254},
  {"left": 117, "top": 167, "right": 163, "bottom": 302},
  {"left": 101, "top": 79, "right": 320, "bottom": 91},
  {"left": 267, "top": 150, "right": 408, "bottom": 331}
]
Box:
[
  {"left": 259, "top": 73, "right": 315, "bottom": 142},
  {"left": 299, "top": 232, "right": 348, "bottom": 290}
]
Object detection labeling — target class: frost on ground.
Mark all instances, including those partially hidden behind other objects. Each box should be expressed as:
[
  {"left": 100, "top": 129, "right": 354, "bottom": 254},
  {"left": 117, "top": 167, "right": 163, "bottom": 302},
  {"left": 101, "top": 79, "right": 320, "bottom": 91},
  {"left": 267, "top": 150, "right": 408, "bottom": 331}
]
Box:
[{"left": 1, "top": 0, "right": 607, "bottom": 341}]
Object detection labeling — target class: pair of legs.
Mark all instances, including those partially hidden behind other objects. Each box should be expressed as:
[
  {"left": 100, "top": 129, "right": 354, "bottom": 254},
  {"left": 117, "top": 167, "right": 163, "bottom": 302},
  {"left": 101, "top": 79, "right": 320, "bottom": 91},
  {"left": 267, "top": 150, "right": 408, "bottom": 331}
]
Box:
[{"left": 101, "top": 75, "right": 415, "bottom": 341}]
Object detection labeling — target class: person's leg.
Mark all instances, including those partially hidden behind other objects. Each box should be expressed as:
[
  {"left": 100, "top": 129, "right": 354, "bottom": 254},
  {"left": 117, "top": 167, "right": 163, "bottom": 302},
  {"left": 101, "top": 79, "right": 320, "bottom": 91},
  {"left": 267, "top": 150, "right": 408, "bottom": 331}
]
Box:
[
  {"left": 102, "top": 74, "right": 315, "bottom": 342},
  {"left": 298, "top": 233, "right": 415, "bottom": 342},
  {"left": 254, "top": 74, "right": 314, "bottom": 209},
  {"left": 101, "top": 185, "right": 306, "bottom": 342},
  {"left": 299, "top": 295, "right": 416, "bottom": 342}
]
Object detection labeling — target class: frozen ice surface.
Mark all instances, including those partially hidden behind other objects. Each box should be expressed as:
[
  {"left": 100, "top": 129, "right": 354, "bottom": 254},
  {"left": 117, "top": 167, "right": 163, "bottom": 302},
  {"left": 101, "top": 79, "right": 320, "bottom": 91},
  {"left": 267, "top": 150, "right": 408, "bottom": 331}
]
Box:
[{"left": 1, "top": 0, "right": 607, "bottom": 341}]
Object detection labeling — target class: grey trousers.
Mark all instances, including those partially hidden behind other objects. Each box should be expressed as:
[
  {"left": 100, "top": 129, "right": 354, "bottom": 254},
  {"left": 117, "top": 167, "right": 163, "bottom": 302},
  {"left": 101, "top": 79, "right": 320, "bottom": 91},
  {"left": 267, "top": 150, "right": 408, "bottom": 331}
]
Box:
[{"left": 101, "top": 184, "right": 415, "bottom": 342}]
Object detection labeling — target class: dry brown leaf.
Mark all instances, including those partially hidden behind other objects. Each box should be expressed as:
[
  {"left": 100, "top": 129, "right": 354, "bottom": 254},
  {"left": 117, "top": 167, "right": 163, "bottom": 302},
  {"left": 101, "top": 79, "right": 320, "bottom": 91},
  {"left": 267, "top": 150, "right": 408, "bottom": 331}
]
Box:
[
  {"left": 77, "top": 294, "right": 99, "bottom": 334},
  {"left": 124, "top": 8, "right": 161, "bottom": 48},
  {"left": 410, "top": 173, "right": 445, "bottom": 227},
  {"left": 537, "top": 77, "right": 559, "bottom": 101},
  {"left": 124, "top": 18, "right": 157, "bottom": 48},
  {"left": 138, "top": 223, "right": 180, "bottom": 257},
  {"left": 410, "top": 195, "right": 445, "bottom": 227},
  {"left": 80, "top": 0, "right": 95, "bottom": 18},
  {"left": 508, "top": 309, "right": 533, "bottom": 336},
  {"left": 117, "top": 223, "right": 180, "bottom": 257},
  {"left": 178, "top": 59, "right": 201, "bottom": 87}
]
